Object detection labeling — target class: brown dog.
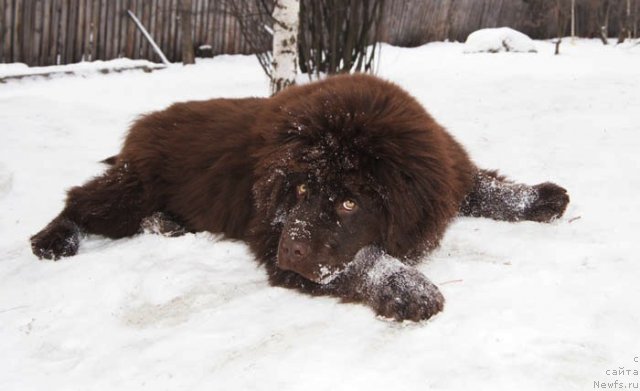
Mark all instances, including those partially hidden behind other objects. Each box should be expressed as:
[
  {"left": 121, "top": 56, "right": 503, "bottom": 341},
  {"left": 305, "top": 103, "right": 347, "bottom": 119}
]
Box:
[{"left": 31, "top": 74, "right": 569, "bottom": 321}]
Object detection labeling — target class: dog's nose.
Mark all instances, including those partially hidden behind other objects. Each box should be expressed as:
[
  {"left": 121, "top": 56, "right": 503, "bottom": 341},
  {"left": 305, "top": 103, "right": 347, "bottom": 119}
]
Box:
[{"left": 280, "top": 238, "right": 309, "bottom": 261}]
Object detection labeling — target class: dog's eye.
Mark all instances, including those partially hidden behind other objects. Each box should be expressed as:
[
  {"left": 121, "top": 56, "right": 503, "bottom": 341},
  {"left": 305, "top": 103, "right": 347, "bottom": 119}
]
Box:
[
  {"left": 296, "top": 184, "right": 308, "bottom": 196},
  {"left": 341, "top": 199, "right": 357, "bottom": 212}
]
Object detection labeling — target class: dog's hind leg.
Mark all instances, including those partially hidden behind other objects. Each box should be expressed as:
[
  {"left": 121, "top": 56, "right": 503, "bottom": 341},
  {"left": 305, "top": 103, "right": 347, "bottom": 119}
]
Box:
[
  {"left": 30, "top": 163, "right": 155, "bottom": 260},
  {"left": 140, "top": 211, "right": 188, "bottom": 237},
  {"left": 460, "top": 169, "right": 569, "bottom": 223}
]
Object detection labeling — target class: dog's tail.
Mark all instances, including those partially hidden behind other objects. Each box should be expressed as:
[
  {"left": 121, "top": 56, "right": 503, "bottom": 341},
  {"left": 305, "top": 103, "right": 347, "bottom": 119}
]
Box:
[{"left": 101, "top": 155, "right": 118, "bottom": 165}]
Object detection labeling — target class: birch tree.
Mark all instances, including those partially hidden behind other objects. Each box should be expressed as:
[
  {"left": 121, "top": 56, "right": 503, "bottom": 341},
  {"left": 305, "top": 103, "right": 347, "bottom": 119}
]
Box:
[
  {"left": 271, "top": 0, "right": 300, "bottom": 94},
  {"left": 232, "top": 0, "right": 383, "bottom": 92}
]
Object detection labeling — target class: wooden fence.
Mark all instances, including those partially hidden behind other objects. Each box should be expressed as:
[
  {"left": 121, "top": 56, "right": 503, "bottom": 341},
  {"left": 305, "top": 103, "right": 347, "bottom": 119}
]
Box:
[
  {"left": 381, "top": 0, "right": 639, "bottom": 46},
  {"left": 0, "top": 0, "right": 255, "bottom": 66},
  {"left": 1, "top": 0, "right": 638, "bottom": 67}
]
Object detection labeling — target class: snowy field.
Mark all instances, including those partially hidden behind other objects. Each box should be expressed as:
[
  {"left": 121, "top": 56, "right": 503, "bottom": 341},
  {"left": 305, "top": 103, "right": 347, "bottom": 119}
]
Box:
[{"left": 1, "top": 40, "right": 639, "bottom": 390}]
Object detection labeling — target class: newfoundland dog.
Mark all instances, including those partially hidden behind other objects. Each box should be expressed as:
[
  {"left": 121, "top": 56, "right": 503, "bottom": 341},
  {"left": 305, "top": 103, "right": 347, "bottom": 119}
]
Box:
[{"left": 30, "top": 74, "right": 569, "bottom": 321}]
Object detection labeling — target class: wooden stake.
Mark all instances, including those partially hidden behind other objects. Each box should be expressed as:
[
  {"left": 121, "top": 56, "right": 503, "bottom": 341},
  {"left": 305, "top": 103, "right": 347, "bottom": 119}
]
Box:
[{"left": 126, "top": 9, "right": 170, "bottom": 65}]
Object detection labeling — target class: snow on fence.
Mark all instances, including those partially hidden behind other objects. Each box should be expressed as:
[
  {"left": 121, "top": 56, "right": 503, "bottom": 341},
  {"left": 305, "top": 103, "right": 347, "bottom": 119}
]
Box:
[{"left": 1, "top": 0, "right": 638, "bottom": 67}]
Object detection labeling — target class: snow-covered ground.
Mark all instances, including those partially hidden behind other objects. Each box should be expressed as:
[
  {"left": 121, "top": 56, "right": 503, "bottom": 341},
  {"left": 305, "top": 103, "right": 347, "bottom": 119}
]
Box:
[
  {"left": 1, "top": 40, "right": 639, "bottom": 390},
  {"left": 0, "top": 58, "right": 164, "bottom": 80}
]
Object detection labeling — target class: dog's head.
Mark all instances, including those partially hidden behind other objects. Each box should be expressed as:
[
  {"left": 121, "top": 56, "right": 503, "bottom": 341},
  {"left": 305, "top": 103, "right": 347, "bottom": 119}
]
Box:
[{"left": 252, "top": 74, "right": 462, "bottom": 284}]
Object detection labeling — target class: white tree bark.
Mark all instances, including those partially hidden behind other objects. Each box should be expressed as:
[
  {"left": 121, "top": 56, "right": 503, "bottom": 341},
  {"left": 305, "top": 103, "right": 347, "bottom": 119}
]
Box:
[{"left": 271, "top": 0, "right": 299, "bottom": 95}]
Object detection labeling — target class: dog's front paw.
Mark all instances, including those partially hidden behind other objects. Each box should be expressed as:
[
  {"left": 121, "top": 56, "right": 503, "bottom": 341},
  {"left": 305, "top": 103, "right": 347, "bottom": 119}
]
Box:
[
  {"left": 525, "top": 182, "right": 570, "bottom": 222},
  {"left": 370, "top": 269, "right": 444, "bottom": 322},
  {"left": 30, "top": 217, "right": 80, "bottom": 260}
]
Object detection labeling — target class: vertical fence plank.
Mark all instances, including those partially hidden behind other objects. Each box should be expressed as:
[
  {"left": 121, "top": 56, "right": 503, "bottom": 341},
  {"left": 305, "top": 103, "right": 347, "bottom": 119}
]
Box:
[
  {"left": 161, "top": 0, "right": 170, "bottom": 58},
  {"left": 113, "top": 0, "right": 120, "bottom": 58},
  {"left": 66, "top": 0, "right": 77, "bottom": 63},
  {"left": 21, "top": 0, "right": 32, "bottom": 64},
  {"left": 89, "top": 0, "right": 99, "bottom": 60},
  {"left": 169, "top": 0, "right": 177, "bottom": 61},
  {"left": 174, "top": 0, "right": 182, "bottom": 61},
  {"left": 105, "top": 0, "right": 111, "bottom": 59},
  {"left": 0, "top": 0, "right": 6, "bottom": 63},
  {"left": 210, "top": 0, "right": 218, "bottom": 53},
  {"left": 48, "top": 0, "right": 59, "bottom": 64},
  {"left": 32, "top": 0, "right": 43, "bottom": 65},
  {"left": 216, "top": 0, "right": 223, "bottom": 54},
  {"left": 111, "top": 0, "right": 118, "bottom": 58},
  {"left": 74, "top": 0, "right": 84, "bottom": 61},
  {"left": 148, "top": 0, "right": 157, "bottom": 60},
  {"left": 154, "top": 0, "right": 161, "bottom": 56},
  {"left": 170, "top": 0, "right": 177, "bottom": 60},
  {"left": 191, "top": 0, "right": 198, "bottom": 47},
  {"left": 40, "top": 0, "right": 52, "bottom": 65},
  {"left": 227, "top": 0, "right": 234, "bottom": 53},
  {"left": 117, "top": 0, "right": 125, "bottom": 57},
  {"left": 142, "top": 0, "right": 152, "bottom": 59},
  {"left": 192, "top": 0, "right": 198, "bottom": 46},
  {"left": 12, "top": 0, "right": 22, "bottom": 63},
  {"left": 124, "top": 0, "right": 135, "bottom": 58},
  {"left": 194, "top": 0, "right": 202, "bottom": 46},
  {"left": 132, "top": 0, "right": 140, "bottom": 58},
  {"left": 120, "top": 0, "right": 127, "bottom": 57},
  {"left": 94, "top": 0, "right": 102, "bottom": 59},
  {"left": 219, "top": 0, "right": 226, "bottom": 54},
  {"left": 105, "top": 0, "right": 113, "bottom": 59},
  {"left": 203, "top": 0, "right": 212, "bottom": 48},
  {"left": 71, "top": 0, "right": 78, "bottom": 62},
  {"left": 216, "top": 0, "right": 227, "bottom": 53},
  {"left": 98, "top": 0, "right": 107, "bottom": 59},
  {"left": 1, "top": 0, "right": 8, "bottom": 62},
  {"left": 58, "top": 0, "right": 67, "bottom": 64},
  {"left": 167, "top": 0, "right": 172, "bottom": 60},
  {"left": 82, "top": 0, "right": 91, "bottom": 60},
  {"left": 135, "top": 0, "right": 143, "bottom": 58},
  {"left": 205, "top": 0, "right": 212, "bottom": 45},
  {"left": 116, "top": 0, "right": 123, "bottom": 58},
  {"left": 62, "top": 0, "right": 70, "bottom": 62},
  {"left": 111, "top": 0, "right": 117, "bottom": 57},
  {"left": 136, "top": 0, "right": 144, "bottom": 58},
  {"left": 156, "top": 0, "right": 167, "bottom": 61}
]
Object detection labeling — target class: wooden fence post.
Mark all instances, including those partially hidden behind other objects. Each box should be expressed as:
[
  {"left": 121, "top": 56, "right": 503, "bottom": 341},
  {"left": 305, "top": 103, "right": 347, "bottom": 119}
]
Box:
[{"left": 179, "top": 0, "right": 194, "bottom": 64}]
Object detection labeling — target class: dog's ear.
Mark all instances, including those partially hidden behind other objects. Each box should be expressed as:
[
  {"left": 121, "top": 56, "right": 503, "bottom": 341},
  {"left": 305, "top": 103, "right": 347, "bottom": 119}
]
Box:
[
  {"left": 252, "top": 165, "right": 289, "bottom": 224},
  {"left": 376, "top": 159, "right": 459, "bottom": 260}
]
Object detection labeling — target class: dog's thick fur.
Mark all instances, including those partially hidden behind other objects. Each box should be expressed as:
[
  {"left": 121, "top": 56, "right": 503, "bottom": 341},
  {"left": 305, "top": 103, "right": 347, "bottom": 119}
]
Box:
[{"left": 31, "top": 74, "right": 569, "bottom": 321}]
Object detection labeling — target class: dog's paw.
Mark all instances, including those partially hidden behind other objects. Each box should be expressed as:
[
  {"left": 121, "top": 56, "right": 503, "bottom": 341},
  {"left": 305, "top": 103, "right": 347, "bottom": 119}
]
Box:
[
  {"left": 140, "top": 212, "right": 187, "bottom": 237},
  {"left": 30, "top": 218, "right": 80, "bottom": 260},
  {"left": 525, "top": 182, "right": 570, "bottom": 223},
  {"left": 371, "top": 269, "right": 445, "bottom": 322}
]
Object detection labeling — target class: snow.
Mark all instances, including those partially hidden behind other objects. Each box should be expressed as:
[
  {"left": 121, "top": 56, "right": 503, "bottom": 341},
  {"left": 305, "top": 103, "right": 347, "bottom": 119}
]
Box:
[
  {"left": 464, "top": 27, "right": 538, "bottom": 53},
  {"left": 0, "top": 58, "right": 164, "bottom": 80},
  {"left": 1, "top": 40, "right": 640, "bottom": 390},
  {"left": 0, "top": 162, "right": 12, "bottom": 198}
]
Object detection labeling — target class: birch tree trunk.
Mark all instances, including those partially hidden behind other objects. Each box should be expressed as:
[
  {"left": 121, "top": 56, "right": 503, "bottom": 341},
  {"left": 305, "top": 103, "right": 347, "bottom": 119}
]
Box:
[{"left": 271, "top": 0, "right": 300, "bottom": 95}]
